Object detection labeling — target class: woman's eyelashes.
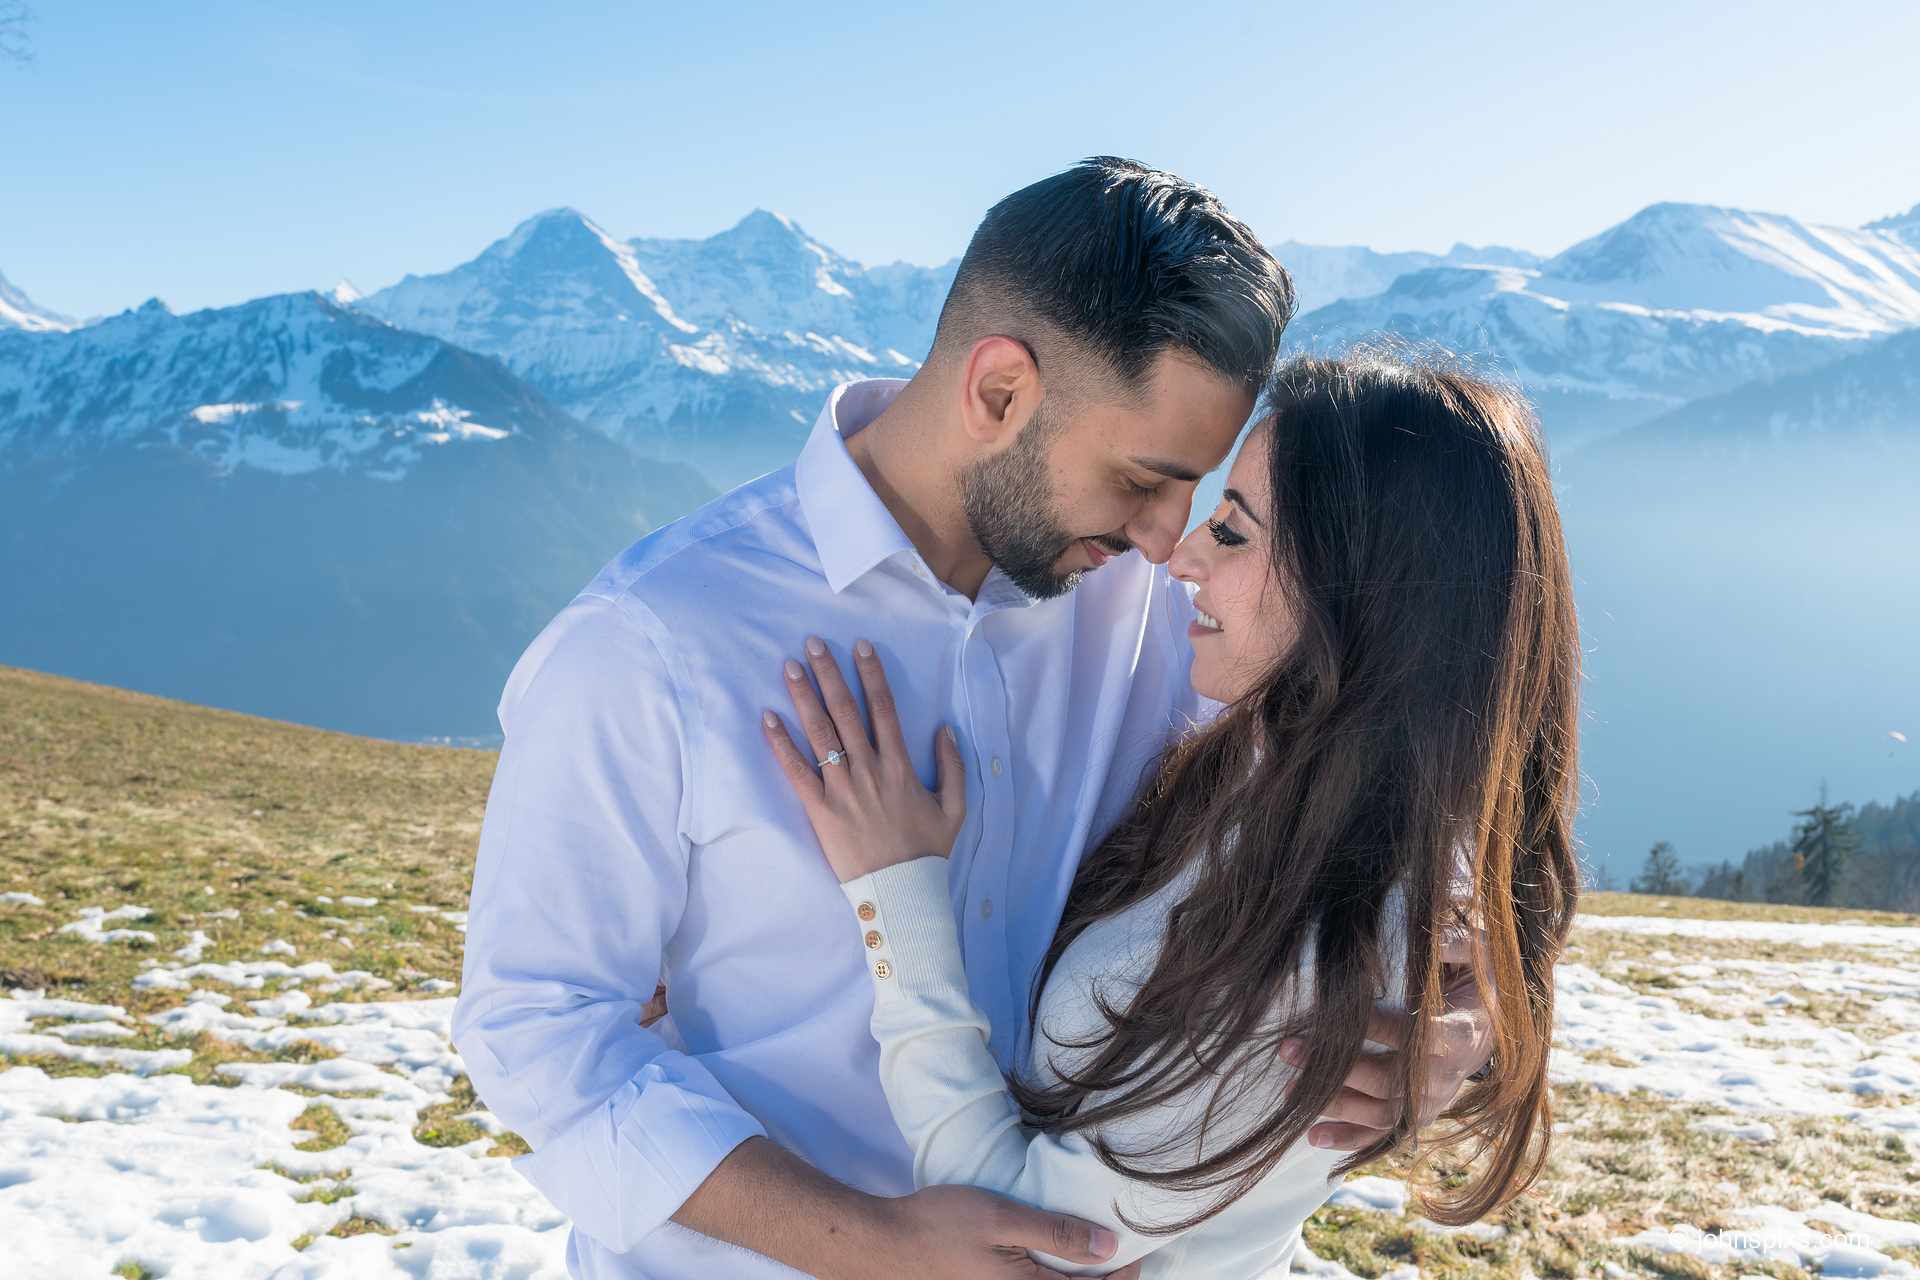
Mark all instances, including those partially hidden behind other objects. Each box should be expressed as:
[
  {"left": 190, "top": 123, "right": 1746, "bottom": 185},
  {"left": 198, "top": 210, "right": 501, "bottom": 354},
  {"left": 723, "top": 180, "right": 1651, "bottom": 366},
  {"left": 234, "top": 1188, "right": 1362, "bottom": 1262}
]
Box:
[{"left": 1207, "top": 516, "right": 1247, "bottom": 548}]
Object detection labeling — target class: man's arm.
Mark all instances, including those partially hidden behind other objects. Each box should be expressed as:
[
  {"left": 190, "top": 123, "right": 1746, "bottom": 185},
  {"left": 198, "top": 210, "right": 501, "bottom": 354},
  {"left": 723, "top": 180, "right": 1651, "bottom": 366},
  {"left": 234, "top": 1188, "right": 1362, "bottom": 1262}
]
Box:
[
  {"left": 453, "top": 595, "right": 768, "bottom": 1249},
  {"left": 675, "top": 1138, "right": 1141, "bottom": 1280}
]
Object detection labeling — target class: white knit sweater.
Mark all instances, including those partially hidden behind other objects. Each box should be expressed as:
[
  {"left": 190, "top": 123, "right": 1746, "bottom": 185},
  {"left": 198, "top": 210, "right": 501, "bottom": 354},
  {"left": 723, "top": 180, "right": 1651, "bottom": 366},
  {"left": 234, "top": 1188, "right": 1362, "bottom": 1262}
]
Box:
[{"left": 840, "top": 856, "right": 1408, "bottom": 1278}]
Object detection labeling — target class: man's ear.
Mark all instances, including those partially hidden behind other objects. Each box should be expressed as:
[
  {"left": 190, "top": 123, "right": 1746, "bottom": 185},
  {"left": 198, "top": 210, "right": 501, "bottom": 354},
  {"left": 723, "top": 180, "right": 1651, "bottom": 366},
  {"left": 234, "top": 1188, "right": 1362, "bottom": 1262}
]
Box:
[{"left": 958, "top": 336, "right": 1042, "bottom": 449}]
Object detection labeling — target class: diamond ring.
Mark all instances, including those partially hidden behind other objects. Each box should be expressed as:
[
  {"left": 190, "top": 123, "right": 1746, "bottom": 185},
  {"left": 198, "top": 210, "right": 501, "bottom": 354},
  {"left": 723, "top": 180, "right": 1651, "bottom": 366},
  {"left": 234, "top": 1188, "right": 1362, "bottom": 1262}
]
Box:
[{"left": 818, "top": 749, "right": 848, "bottom": 769}]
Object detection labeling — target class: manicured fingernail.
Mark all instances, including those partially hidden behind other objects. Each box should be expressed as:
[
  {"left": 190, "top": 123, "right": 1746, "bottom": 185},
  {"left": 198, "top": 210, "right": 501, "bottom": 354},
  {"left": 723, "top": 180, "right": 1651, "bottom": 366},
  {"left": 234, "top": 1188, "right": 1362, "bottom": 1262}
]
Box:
[
  {"left": 805, "top": 636, "right": 825, "bottom": 656},
  {"left": 943, "top": 725, "right": 957, "bottom": 744},
  {"left": 763, "top": 710, "right": 778, "bottom": 727},
  {"left": 1278, "top": 1040, "right": 1303, "bottom": 1064},
  {"left": 1089, "top": 1226, "right": 1118, "bottom": 1256},
  {"left": 855, "top": 638, "right": 874, "bottom": 658},
  {"left": 785, "top": 660, "right": 805, "bottom": 681}
]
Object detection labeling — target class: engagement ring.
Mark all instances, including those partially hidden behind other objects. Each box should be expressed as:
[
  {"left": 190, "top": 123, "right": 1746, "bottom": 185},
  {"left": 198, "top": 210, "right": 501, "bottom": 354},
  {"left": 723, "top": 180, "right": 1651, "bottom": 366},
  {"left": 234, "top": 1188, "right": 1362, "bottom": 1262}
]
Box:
[{"left": 818, "top": 750, "right": 847, "bottom": 769}]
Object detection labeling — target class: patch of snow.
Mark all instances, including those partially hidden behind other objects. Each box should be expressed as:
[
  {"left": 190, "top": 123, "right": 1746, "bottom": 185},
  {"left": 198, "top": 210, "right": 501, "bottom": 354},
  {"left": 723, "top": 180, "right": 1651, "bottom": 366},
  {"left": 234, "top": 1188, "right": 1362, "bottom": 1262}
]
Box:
[
  {"left": 0, "top": 891, "right": 44, "bottom": 907},
  {"left": 1690, "top": 1117, "right": 1778, "bottom": 1142},
  {"left": 1326, "top": 1175, "right": 1409, "bottom": 1214},
  {"left": 57, "top": 905, "right": 157, "bottom": 945}
]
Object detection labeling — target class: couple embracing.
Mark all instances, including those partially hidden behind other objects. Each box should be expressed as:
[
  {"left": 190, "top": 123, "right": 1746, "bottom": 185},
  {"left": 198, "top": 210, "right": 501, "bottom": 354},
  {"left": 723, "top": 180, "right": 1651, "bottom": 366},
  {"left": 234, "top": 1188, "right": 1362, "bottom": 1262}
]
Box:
[{"left": 453, "top": 157, "right": 1580, "bottom": 1279}]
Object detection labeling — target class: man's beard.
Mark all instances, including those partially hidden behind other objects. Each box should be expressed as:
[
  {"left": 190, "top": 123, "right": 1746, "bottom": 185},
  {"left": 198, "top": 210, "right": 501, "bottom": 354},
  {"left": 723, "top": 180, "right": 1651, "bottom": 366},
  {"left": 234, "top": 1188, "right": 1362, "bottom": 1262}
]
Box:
[{"left": 959, "top": 402, "right": 1127, "bottom": 600}]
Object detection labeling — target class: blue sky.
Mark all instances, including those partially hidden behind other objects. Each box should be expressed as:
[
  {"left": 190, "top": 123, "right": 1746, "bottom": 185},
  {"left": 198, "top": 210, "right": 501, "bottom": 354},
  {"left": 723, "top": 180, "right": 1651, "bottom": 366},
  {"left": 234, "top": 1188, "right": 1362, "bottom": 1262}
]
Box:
[{"left": 6, "top": 0, "right": 1918, "bottom": 319}]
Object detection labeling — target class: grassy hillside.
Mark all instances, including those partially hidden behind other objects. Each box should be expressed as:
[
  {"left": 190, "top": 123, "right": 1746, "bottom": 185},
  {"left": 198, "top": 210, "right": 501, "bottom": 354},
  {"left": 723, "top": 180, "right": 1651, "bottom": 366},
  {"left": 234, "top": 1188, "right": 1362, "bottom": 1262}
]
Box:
[{"left": 0, "top": 664, "right": 493, "bottom": 1008}]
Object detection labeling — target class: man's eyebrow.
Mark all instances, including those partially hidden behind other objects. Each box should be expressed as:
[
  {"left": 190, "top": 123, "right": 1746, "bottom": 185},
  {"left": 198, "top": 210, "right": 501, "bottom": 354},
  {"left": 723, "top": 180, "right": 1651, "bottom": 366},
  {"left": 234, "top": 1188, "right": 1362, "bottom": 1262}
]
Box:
[
  {"left": 1129, "top": 455, "right": 1205, "bottom": 483},
  {"left": 1224, "top": 487, "right": 1264, "bottom": 526}
]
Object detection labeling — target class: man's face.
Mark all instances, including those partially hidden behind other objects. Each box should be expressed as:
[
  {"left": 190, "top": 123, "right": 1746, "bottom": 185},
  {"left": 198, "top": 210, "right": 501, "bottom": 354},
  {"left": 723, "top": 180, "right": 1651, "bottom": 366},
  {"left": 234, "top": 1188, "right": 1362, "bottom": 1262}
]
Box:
[{"left": 960, "top": 350, "right": 1254, "bottom": 599}]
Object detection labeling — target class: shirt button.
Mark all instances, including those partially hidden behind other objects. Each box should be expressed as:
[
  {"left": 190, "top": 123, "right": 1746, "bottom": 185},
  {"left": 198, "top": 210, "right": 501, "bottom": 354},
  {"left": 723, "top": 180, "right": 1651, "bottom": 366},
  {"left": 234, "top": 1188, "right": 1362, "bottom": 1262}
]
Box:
[
  {"left": 980, "top": 898, "right": 993, "bottom": 920},
  {"left": 864, "top": 930, "right": 884, "bottom": 950},
  {"left": 874, "top": 961, "right": 893, "bottom": 980},
  {"left": 856, "top": 902, "right": 876, "bottom": 921},
  {"left": 991, "top": 757, "right": 1004, "bottom": 777}
]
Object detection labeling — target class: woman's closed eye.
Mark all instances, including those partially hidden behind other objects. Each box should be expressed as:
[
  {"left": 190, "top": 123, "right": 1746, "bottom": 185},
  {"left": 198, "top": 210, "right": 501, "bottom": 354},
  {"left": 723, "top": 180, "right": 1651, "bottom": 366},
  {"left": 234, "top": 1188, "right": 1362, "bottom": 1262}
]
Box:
[{"left": 1206, "top": 516, "right": 1247, "bottom": 548}]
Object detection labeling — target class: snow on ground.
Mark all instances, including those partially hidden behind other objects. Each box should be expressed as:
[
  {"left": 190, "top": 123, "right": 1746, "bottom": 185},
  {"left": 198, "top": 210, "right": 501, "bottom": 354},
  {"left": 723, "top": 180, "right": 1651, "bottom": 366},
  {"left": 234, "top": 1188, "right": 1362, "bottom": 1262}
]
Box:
[
  {"left": 1579, "top": 912, "right": 1920, "bottom": 952},
  {"left": 1, "top": 917, "right": 566, "bottom": 1278},
  {"left": 57, "top": 903, "right": 158, "bottom": 945},
  {"left": 5, "top": 907, "right": 1919, "bottom": 1277}
]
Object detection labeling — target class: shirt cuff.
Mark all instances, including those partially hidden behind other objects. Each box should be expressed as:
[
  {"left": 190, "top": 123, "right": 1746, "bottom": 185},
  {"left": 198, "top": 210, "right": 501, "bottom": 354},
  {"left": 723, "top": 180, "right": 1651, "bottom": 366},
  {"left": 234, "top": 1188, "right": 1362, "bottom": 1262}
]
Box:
[
  {"left": 513, "top": 1050, "right": 767, "bottom": 1251},
  {"left": 840, "top": 857, "right": 969, "bottom": 1004}
]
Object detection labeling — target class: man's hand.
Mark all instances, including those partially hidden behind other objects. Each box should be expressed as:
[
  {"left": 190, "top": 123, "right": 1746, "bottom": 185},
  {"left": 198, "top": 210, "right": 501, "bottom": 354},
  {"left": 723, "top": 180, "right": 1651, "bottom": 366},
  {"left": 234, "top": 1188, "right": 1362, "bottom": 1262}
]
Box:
[
  {"left": 1282, "top": 932, "right": 1498, "bottom": 1151},
  {"left": 880, "top": 1184, "right": 1143, "bottom": 1279},
  {"left": 674, "top": 1136, "right": 1142, "bottom": 1280}
]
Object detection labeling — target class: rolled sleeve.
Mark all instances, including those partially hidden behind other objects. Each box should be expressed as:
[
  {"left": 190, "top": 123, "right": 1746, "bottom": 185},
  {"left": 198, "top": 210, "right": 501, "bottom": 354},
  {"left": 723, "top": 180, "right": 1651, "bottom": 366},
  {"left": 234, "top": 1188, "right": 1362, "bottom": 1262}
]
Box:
[{"left": 453, "top": 592, "right": 765, "bottom": 1250}]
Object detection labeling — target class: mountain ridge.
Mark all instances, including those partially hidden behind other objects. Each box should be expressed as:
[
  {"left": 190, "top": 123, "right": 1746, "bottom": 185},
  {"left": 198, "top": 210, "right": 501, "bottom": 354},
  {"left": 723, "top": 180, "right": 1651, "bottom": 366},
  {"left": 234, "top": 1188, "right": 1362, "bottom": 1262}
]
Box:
[
  {"left": 0, "top": 270, "right": 74, "bottom": 333},
  {"left": 0, "top": 284, "right": 715, "bottom": 739}
]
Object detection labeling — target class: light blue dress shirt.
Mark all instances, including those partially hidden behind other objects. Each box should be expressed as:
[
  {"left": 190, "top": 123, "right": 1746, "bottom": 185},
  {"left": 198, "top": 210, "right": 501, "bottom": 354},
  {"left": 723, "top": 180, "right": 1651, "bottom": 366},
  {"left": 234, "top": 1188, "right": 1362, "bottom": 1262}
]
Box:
[{"left": 453, "top": 378, "right": 1206, "bottom": 1278}]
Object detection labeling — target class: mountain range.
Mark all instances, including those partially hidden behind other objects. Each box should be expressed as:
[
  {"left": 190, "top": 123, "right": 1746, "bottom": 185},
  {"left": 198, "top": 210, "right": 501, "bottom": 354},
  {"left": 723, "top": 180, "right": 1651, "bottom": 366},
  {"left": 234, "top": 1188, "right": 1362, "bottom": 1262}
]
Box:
[
  {"left": 0, "top": 290, "right": 709, "bottom": 738},
  {"left": 1292, "top": 203, "right": 1920, "bottom": 446},
  {"left": 358, "top": 208, "right": 956, "bottom": 481},
  {"left": 3, "top": 192, "right": 1916, "bottom": 868}
]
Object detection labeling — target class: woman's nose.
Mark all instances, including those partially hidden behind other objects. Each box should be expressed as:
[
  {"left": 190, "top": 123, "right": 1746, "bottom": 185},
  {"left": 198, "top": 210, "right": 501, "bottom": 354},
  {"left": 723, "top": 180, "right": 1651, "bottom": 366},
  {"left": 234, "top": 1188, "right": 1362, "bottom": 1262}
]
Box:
[{"left": 1167, "top": 525, "right": 1207, "bottom": 583}]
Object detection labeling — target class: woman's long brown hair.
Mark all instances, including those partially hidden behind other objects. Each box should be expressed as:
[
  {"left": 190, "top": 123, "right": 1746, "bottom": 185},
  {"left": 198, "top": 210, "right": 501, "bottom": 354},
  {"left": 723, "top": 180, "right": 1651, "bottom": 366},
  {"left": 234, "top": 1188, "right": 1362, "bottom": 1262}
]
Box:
[{"left": 1009, "top": 350, "right": 1582, "bottom": 1232}]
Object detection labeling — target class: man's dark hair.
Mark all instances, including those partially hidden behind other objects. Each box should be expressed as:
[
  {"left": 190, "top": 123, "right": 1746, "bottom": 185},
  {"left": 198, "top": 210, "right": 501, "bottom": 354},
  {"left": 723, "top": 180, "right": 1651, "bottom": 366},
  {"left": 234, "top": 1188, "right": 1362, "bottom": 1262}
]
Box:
[{"left": 933, "top": 157, "right": 1294, "bottom": 392}]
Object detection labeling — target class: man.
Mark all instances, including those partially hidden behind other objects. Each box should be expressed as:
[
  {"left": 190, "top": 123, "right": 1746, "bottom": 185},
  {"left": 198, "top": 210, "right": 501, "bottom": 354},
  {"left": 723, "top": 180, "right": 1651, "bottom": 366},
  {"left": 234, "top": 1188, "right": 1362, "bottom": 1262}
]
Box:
[{"left": 454, "top": 158, "right": 1489, "bottom": 1279}]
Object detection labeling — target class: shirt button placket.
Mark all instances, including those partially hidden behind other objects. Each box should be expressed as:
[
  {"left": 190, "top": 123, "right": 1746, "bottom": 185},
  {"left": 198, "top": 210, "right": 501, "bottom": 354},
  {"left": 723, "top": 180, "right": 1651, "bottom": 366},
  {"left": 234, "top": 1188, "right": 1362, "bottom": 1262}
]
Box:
[{"left": 962, "top": 620, "right": 1018, "bottom": 1066}]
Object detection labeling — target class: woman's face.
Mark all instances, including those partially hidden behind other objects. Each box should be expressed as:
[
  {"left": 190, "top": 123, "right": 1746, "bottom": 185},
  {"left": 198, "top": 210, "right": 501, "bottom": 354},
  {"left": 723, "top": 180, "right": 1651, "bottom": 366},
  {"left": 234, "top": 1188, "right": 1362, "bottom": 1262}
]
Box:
[{"left": 1168, "top": 421, "right": 1296, "bottom": 702}]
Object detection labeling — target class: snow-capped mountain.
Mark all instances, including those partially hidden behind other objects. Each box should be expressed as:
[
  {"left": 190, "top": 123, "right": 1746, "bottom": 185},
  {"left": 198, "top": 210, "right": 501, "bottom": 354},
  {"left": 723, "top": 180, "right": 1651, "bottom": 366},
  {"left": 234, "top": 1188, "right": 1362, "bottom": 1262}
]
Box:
[
  {"left": 0, "top": 290, "right": 576, "bottom": 475},
  {"left": 0, "top": 269, "right": 74, "bottom": 332},
  {"left": 1868, "top": 202, "right": 1920, "bottom": 250},
  {"left": 359, "top": 208, "right": 956, "bottom": 481},
  {"left": 1547, "top": 203, "right": 1920, "bottom": 336},
  {"left": 0, "top": 290, "right": 712, "bottom": 738},
  {"left": 1291, "top": 202, "right": 1920, "bottom": 444},
  {"left": 1271, "top": 240, "right": 1542, "bottom": 312}
]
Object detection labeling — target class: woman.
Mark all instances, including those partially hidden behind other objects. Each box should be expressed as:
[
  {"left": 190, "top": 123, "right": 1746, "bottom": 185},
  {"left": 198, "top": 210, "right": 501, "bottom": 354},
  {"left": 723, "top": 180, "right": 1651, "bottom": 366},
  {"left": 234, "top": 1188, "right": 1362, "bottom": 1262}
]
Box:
[{"left": 760, "top": 352, "right": 1581, "bottom": 1276}]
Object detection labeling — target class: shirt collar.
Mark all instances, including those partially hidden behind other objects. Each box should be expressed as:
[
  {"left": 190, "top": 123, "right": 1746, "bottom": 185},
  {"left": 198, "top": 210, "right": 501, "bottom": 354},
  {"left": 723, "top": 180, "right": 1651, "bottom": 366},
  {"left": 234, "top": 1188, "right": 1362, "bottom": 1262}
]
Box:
[{"left": 796, "top": 379, "right": 918, "bottom": 594}]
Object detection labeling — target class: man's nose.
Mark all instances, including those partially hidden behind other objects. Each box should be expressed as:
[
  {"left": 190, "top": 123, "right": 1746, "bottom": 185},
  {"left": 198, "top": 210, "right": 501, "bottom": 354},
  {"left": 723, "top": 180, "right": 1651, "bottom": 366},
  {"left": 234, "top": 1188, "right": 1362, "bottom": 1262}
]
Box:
[{"left": 1128, "top": 492, "right": 1193, "bottom": 565}]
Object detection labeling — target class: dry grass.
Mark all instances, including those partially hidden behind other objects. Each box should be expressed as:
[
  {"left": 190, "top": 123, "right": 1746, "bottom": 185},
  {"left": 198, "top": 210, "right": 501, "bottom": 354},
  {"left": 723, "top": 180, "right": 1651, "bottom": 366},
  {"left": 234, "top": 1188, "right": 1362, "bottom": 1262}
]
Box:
[{"left": 0, "top": 664, "right": 490, "bottom": 1011}]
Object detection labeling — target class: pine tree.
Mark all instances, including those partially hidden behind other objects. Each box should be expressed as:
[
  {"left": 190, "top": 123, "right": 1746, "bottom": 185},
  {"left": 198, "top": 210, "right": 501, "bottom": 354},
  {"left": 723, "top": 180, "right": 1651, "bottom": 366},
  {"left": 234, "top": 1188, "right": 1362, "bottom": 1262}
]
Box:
[
  {"left": 1631, "top": 840, "right": 1686, "bottom": 895},
  {"left": 1792, "top": 786, "right": 1858, "bottom": 907}
]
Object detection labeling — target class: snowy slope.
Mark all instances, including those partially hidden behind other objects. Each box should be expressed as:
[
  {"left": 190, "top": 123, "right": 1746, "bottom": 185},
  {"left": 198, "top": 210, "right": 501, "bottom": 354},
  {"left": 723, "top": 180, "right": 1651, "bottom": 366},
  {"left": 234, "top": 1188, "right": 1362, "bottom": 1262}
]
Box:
[
  {"left": 1547, "top": 202, "right": 1920, "bottom": 336},
  {"left": 0, "top": 269, "right": 75, "bottom": 333},
  {"left": 359, "top": 208, "right": 955, "bottom": 476},
  {"left": 1271, "top": 239, "right": 1542, "bottom": 313}
]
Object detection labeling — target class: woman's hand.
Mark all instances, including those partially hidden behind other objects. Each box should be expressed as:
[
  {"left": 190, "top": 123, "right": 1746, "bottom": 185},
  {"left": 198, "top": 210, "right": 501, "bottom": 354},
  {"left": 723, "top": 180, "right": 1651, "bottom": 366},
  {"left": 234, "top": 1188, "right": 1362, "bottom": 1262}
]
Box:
[{"left": 762, "top": 636, "right": 967, "bottom": 883}]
